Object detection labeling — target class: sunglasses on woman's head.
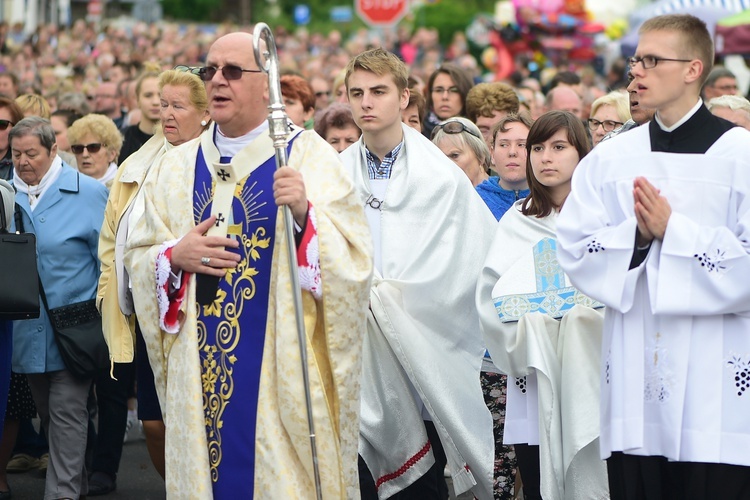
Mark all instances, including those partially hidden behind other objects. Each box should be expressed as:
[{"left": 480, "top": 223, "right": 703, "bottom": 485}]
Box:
[
  {"left": 0, "top": 120, "right": 14, "bottom": 131},
  {"left": 173, "top": 65, "right": 201, "bottom": 75},
  {"left": 71, "top": 143, "right": 104, "bottom": 154},
  {"left": 431, "top": 120, "right": 482, "bottom": 141}
]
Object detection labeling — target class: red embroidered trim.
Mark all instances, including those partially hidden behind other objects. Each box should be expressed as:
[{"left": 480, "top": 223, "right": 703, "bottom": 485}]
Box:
[
  {"left": 296, "top": 201, "right": 315, "bottom": 265},
  {"left": 375, "top": 441, "right": 432, "bottom": 489},
  {"left": 163, "top": 247, "right": 190, "bottom": 330}
]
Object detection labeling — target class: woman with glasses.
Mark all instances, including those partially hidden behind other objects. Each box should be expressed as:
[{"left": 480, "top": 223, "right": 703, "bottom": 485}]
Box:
[
  {"left": 423, "top": 64, "right": 474, "bottom": 138},
  {"left": 96, "top": 68, "right": 210, "bottom": 490},
  {"left": 588, "top": 91, "right": 631, "bottom": 147},
  {"left": 119, "top": 67, "right": 161, "bottom": 164},
  {"left": 67, "top": 114, "right": 122, "bottom": 188},
  {"left": 477, "top": 111, "right": 608, "bottom": 500},
  {"left": 0, "top": 97, "right": 23, "bottom": 181},
  {"left": 431, "top": 117, "right": 490, "bottom": 187}
]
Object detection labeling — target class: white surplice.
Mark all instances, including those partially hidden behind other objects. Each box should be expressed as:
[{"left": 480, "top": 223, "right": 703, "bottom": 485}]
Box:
[
  {"left": 557, "top": 123, "right": 750, "bottom": 467},
  {"left": 476, "top": 201, "right": 609, "bottom": 500}
]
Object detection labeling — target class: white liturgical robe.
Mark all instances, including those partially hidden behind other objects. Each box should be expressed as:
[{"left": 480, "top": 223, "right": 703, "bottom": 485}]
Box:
[{"left": 557, "top": 119, "right": 750, "bottom": 467}]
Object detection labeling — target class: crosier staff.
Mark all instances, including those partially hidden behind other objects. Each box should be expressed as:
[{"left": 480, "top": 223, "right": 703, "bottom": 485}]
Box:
[{"left": 253, "top": 23, "right": 323, "bottom": 500}]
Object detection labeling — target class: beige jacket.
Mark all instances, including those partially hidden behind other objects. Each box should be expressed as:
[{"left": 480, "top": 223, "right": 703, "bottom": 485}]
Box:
[{"left": 97, "top": 132, "right": 167, "bottom": 364}]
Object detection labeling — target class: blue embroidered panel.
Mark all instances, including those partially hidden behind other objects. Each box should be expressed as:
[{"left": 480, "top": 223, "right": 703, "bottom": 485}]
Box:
[
  {"left": 534, "top": 238, "right": 565, "bottom": 291},
  {"left": 494, "top": 237, "right": 604, "bottom": 323},
  {"left": 494, "top": 288, "right": 604, "bottom": 323}
]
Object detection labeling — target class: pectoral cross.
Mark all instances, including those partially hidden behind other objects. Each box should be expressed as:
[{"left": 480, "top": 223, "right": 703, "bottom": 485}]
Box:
[{"left": 494, "top": 238, "right": 604, "bottom": 322}]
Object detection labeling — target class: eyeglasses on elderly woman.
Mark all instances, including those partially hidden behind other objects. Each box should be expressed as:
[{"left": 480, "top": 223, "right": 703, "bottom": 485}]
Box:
[
  {"left": 431, "top": 120, "right": 482, "bottom": 141},
  {"left": 587, "top": 118, "right": 623, "bottom": 133}
]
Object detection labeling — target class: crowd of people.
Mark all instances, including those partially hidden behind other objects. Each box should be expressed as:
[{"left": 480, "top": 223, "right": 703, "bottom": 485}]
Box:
[{"left": 1, "top": 10, "right": 750, "bottom": 500}]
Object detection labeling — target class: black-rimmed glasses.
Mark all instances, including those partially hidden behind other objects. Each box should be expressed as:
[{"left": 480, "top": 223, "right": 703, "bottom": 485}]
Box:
[
  {"left": 71, "top": 143, "right": 105, "bottom": 154},
  {"left": 0, "top": 120, "right": 14, "bottom": 131},
  {"left": 587, "top": 118, "right": 624, "bottom": 132},
  {"left": 431, "top": 120, "right": 482, "bottom": 140},
  {"left": 627, "top": 55, "right": 692, "bottom": 70},
  {"left": 196, "top": 65, "right": 262, "bottom": 82},
  {"left": 586, "top": 118, "right": 625, "bottom": 132}
]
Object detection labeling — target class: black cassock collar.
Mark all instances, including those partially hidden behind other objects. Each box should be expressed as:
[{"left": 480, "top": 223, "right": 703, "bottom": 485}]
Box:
[{"left": 649, "top": 104, "right": 736, "bottom": 154}]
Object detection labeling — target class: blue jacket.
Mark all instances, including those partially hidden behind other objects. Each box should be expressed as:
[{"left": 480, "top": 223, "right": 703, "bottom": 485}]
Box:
[
  {"left": 12, "top": 165, "right": 107, "bottom": 373},
  {"left": 475, "top": 176, "right": 530, "bottom": 221}
]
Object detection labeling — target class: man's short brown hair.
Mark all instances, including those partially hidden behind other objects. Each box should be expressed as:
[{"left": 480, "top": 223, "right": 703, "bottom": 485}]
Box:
[
  {"left": 639, "top": 14, "right": 713, "bottom": 86},
  {"left": 345, "top": 48, "right": 409, "bottom": 93},
  {"left": 465, "top": 82, "right": 520, "bottom": 123}
]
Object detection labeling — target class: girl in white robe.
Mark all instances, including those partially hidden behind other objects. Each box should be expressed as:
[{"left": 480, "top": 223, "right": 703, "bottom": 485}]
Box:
[{"left": 476, "top": 111, "right": 609, "bottom": 500}]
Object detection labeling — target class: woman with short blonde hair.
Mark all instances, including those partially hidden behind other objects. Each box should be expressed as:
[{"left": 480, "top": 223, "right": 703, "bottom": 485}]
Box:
[
  {"left": 67, "top": 114, "right": 123, "bottom": 187},
  {"left": 588, "top": 91, "right": 631, "bottom": 147}
]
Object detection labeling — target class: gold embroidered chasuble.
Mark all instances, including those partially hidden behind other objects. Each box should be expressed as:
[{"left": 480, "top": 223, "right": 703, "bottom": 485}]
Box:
[{"left": 125, "top": 126, "right": 373, "bottom": 498}]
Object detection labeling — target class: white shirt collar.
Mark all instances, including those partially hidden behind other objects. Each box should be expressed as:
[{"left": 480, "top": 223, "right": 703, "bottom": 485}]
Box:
[
  {"left": 655, "top": 98, "right": 703, "bottom": 132},
  {"left": 215, "top": 121, "right": 270, "bottom": 158}
]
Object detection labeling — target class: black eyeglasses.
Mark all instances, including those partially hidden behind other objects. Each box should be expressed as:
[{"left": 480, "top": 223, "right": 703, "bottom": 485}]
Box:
[
  {"left": 0, "top": 119, "right": 14, "bottom": 131},
  {"left": 71, "top": 143, "right": 105, "bottom": 154},
  {"left": 197, "top": 65, "right": 262, "bottom": 82},
  {"left": 627, "top": 55, "right": 692, "bottom": 70},
  {"left": 431, "top": 120, "right": 482, "bottom": 140},
  {"left": 587, "top": 118, "right": 624, "bottom": 132}
]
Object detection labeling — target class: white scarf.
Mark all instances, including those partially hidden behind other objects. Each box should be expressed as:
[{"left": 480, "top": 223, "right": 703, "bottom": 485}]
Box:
[
  {"left": 341, "top": 124, "right": 496, "bottom": 499},
  {"left": 97, "top": 161, "right": 118, "bottom": 187},
  {"left": 13, "top": 154, "right": 64, "bottom": 211}
]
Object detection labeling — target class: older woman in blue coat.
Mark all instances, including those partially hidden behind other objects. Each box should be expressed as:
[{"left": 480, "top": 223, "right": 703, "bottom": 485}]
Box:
[{"left": 11, "top": 117, "right": 107, "bottom": 500}]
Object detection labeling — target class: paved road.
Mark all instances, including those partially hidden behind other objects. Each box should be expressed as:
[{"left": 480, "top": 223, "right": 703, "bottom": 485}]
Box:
[
  {"left": 5, "top": 436, "right": 166, "bottom": 500},
  {"left": 6, "top": 437, "right": 473, "bottom": 499}
]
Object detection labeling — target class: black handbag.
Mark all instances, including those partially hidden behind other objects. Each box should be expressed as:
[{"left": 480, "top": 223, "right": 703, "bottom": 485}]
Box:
[
  {"left": 40, "top": 290, "right": 110, "bottom": 379},
  {"left": 0, "top": 193, "right": 40, "bottom": 320}
]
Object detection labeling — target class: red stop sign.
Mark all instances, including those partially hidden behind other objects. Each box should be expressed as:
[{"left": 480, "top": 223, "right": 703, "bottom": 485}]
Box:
[{"left": 356, "top": 0, "right": 409, "bottom": 26}]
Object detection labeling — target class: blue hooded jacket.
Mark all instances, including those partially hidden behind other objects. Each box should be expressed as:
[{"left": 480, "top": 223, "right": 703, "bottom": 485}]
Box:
[{"left": 475, "top": 176, "right": 530, "bottom": 221}]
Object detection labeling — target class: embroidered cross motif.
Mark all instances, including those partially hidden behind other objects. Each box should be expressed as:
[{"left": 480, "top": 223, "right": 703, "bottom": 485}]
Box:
[
  {"left": 217, "top": 169, "right": 231, "bottom": 181},
  {"left": 726, "top": 354, "right": 750, "bottom": 397},
  {"left": 494, "top": 238, "right": 604, "bottom": 322},
  {"left": 694, "top": 249, "right": 727, "bottom": 273},
  {"left": 215, "top": 214, "right": 225, "bottom": 226}
]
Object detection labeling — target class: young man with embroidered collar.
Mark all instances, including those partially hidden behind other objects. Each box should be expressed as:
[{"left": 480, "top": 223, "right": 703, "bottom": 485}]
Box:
[
  {"left": 557, "top": 14, "right": 750, "bottom": 498},
  {"left": 340, "top": 48, "right": 496, "bottom": 500},
  {"left": 124, "top": 31, "right": 373, "bottom": 499}
]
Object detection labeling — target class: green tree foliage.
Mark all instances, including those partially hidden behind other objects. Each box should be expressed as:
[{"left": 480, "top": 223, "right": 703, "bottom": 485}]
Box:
[
  {"left": 414, "top": 0, "right": 495, "bottom": 46},
  {"left": 162, "top": 0, "right": 218, "bottom": 21}
]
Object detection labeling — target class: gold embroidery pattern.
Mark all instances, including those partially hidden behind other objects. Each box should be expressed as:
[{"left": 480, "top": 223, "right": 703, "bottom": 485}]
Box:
[{"left": 197, "top": 181, "right": 272, "bottom": 483}]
